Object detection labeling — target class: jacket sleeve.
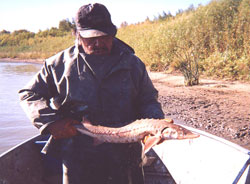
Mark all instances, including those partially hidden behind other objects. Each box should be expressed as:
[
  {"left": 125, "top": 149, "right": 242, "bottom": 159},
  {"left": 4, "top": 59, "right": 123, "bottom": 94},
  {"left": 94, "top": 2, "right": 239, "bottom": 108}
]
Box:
[
  {"left": 134, "top": 58, "right": 165, "bottom": 119},
  {"left": 18, "top": 61, "right": 61, "bottom": 134}
]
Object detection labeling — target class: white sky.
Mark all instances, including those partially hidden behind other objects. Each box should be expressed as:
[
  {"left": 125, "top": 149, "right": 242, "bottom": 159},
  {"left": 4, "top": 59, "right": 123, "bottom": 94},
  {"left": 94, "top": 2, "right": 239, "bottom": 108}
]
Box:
[{"left": 0, "top": 0, "right": 211, "bottom": 32}]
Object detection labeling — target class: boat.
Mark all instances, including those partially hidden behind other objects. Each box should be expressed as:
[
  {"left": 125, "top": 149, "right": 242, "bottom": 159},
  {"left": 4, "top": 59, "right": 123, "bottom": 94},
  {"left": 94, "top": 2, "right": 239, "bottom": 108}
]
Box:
[
  {"left": 153, "top": 122, "right": 250, "bottom": 184},
  {"left": 0, "top": 124, "right": 249, "bottom": 184}
]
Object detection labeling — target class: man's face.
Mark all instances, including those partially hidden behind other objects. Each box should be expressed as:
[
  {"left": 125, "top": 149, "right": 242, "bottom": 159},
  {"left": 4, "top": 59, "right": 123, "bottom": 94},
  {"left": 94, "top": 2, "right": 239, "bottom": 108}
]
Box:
[{"left": 79, "top": 35, "right": 113, "bottom": 55}]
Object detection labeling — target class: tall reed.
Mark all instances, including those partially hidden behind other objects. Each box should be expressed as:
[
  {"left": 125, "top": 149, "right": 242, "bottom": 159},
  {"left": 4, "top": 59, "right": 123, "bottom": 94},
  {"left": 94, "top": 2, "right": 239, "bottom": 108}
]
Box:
[{"left": 0, "top": 0, "right": 249, "bottom": 81}]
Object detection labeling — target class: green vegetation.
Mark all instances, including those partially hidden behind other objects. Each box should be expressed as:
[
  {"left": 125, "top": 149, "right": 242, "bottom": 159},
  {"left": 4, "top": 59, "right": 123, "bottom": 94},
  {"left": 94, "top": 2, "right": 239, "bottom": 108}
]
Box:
[
  {"left": 1, "top": 0, "right": 250, "bottom": 82},
  {"left": 118, "top": 0, "right": 250, "bottom": 82},
  {"left": 0, "top": 19, "right": 75, "bottom": 59}
]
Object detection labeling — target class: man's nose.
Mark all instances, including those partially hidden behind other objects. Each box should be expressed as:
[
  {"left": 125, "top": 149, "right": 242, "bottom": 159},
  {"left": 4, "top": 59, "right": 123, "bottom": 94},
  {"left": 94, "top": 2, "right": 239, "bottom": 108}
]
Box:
[{"left": 94, "top": 39, "right": 101, "bottom": 46}]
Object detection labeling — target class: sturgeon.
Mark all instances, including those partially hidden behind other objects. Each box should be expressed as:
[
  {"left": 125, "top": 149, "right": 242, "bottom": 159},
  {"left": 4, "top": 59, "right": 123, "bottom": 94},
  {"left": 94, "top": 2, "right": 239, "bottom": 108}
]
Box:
[{"left": 75, "top": 118, "right": 199, "bottom": 153}]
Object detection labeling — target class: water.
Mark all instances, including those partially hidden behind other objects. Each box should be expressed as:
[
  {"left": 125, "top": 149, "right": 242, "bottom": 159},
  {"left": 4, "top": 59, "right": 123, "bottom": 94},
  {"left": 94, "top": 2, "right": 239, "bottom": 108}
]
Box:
[{"left": 0, "top": 61, "right": 42, "bottom": 154}]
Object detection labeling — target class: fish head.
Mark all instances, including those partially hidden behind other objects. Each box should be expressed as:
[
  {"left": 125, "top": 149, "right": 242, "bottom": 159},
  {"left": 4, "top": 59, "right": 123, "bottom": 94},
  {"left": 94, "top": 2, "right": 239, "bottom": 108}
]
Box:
[
  {"left": 161, "top": 127, "right": 179, "bottom": 139},
  {"left": 161, "top": 124, "right": 200, "bottom": 140}
]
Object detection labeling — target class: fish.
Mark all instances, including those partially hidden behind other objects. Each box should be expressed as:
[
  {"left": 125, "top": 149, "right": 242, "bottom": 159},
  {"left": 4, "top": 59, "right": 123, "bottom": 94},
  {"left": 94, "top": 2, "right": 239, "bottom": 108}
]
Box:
[{"left": 74, "top": 118, "right": 199, "bottom": 153}]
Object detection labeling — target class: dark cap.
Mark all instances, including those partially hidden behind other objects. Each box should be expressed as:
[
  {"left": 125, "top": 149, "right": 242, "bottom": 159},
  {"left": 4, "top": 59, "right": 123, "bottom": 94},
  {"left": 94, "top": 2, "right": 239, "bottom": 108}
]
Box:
[{"left": 75, "top": 3, "right": 117, "bottom": 38}]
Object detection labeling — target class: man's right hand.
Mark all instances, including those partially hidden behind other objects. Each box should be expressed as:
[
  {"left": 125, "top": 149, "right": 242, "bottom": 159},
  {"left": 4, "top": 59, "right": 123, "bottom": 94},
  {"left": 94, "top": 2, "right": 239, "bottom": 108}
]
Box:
[{"left": 47, "top": 118, "right": 80, "bottom": 139}]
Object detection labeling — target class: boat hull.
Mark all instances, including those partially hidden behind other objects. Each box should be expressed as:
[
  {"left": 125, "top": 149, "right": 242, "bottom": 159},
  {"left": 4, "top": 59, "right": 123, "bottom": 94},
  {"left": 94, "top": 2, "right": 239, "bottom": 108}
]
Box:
[
  {"left": 0, "top": 124, "right": 249, "bottom": 184},
  {"left": 153, "top": 123, "right": 250, "bottom": 184},
  {"left": 0, "top": 135, "right": 174, "bottom": 184},
  {"left": 0, "top": 135, "right": 54, "bottom": 184}
]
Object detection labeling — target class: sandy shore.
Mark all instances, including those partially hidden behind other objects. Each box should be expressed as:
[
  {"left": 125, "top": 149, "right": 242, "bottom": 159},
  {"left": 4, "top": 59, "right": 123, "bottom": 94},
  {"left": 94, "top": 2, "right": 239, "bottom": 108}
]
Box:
[{"left": 149, "top": 72, "right": 250, "bottom": 150}]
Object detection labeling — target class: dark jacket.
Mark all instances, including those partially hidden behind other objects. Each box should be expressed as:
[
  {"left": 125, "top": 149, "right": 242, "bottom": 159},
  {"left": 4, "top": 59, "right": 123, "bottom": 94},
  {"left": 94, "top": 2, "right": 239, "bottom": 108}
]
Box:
[{"left": 19, "top": 38, "right": 164, "bottom": 134}]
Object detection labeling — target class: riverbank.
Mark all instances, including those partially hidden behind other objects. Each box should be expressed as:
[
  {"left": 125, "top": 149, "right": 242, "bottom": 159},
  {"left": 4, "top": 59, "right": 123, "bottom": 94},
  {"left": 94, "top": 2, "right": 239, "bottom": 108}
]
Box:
[
  {"left": 149, "top": 71, "right": 250, "bottom": 150},
  {"left": 2, "top": 58, "right": 250, "bottom": 150}
]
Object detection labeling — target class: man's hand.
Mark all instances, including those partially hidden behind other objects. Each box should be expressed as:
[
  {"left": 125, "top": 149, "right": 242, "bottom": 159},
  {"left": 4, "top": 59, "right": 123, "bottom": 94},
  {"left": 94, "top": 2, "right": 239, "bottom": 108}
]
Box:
[{"left": 47, "top": 118, "right": 80, "bottom": 139}]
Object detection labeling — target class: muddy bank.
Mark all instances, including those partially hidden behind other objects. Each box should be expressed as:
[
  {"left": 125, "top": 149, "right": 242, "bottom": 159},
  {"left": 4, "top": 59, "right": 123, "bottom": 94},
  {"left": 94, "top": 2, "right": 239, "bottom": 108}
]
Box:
[{"left": 150, "top": 72, "right": 250, "bottom": 150}]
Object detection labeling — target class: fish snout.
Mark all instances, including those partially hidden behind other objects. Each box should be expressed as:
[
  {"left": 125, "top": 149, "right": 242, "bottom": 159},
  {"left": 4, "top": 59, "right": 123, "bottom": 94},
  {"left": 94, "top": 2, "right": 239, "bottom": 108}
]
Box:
[
  {"left": 180, "top": 128, "right": 200, "bottom": 139},
  {"left": 162, "top": 126, "right": 200, "bottom": 140}
]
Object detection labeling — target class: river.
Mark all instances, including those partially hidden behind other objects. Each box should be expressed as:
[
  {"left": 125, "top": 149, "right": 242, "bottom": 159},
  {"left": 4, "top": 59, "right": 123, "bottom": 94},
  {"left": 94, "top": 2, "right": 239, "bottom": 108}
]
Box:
[{"left": 0, "top": 61, "right": 42, "bottom": 154}]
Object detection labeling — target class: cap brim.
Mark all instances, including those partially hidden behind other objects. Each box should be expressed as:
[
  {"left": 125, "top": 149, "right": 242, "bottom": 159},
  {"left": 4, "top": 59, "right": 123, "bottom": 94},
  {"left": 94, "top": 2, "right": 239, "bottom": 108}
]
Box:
[{"left": 78, "top": 29, "right": 108, "bottom": 38}]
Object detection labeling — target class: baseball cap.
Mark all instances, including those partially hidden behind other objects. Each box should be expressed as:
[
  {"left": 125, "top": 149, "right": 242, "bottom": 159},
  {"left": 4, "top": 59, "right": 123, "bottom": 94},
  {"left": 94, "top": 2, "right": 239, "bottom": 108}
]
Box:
[{"left": 75, "top": 3, "right": 117, "bottom": 38}]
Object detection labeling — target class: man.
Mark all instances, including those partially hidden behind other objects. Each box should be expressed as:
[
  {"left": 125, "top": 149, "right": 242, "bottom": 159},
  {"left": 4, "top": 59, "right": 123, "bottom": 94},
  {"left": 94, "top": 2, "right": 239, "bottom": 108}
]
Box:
[{"left": 19, "top": 3, "right": 164, "bottom": 184}]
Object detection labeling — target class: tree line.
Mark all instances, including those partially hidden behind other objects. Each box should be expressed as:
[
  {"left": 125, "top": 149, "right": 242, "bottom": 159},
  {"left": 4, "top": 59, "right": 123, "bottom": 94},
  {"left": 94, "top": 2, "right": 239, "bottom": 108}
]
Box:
[{"left": 0, "top": 19, "right": 75, "bottom": 46}]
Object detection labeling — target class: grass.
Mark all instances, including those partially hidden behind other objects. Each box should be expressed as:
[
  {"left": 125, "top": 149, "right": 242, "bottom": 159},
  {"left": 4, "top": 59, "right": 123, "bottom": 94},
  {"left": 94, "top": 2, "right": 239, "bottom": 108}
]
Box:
[{"left": 0, "top": 0, "right": 249, "bottom": 81}]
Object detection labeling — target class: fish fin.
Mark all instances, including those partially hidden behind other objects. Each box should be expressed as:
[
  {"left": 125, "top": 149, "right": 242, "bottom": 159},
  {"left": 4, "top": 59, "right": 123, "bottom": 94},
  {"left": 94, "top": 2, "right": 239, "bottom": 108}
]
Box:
[
  {"left": 143, "top": 136, "right": 162, "bottom": 153},
  {"left": 164, "top": 118, "right": 174, "bottom": 123},
  {"left": 141, "top": 156, "right": 157, "bottom": 167}
]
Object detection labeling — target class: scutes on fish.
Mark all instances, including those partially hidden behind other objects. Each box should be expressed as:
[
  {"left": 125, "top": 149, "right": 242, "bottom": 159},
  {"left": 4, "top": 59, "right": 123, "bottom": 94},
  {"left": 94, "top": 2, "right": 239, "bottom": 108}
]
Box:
[{"left": 75, "top": 118, "right": 199, "bottom": 153}]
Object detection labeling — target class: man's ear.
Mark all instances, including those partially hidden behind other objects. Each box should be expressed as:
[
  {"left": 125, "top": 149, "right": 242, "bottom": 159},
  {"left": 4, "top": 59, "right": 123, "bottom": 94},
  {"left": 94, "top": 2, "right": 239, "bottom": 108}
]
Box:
[{"left": 76, "top": 33, "right": 82, "bottom": 46}]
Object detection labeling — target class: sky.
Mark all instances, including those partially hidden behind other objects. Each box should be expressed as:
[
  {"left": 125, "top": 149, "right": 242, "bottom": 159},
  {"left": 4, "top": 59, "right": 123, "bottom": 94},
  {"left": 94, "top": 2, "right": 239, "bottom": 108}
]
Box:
[{"left": 0, "top": 0, "right": 211, "bottom": 33}]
